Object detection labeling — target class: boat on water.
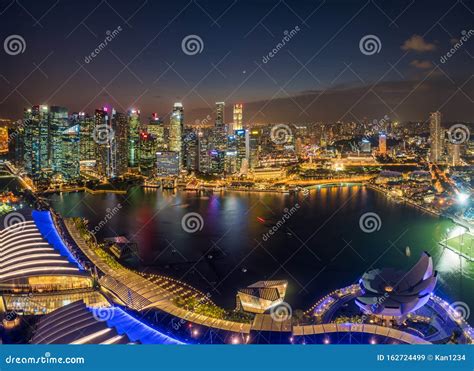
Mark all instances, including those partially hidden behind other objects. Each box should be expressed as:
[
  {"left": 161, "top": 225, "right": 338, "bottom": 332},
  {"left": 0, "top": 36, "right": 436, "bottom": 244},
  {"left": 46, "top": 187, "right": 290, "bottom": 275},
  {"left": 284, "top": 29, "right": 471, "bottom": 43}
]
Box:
[{"left": 405, "top": 246, "right": 411, "bottom": 257}]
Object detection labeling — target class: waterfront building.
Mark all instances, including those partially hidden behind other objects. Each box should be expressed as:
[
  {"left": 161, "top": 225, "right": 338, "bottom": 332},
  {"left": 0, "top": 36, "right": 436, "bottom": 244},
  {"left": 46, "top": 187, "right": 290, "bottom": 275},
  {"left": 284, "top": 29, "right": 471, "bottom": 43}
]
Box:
[
  {"left": 210, "top": 149, "right": 225, "bottom": 175},
  {"left": 233, "top": 103, "right": 243, "bottom": 130},
  {"left": 95, "top": 108, "right": 113, "bottom": 179},
  {"left": 156, "top": 151, "right": 180, "bottom": 177},
  {"left": 355, "top": 252, "right": 437, "bottom": 317},
  {"left": 113, "top": 112, "right": 129, "bottom": 177},
  {"left": 50, "top": 106, "right": 80, "bottom": 180},
  {"left": 139, "top": 131, "right": 156, "bottom": 177},
  {"left": 147, "top": 113, "right": 166, "bottom": 151},
  {"left": 127, "top": 109, "right": 140, "bottom": 169},
  {"left": 183, "top": 128, "right": 198, "bottom": 172},
  {"left": 169, "top": 103, "right": 184, "bottom": 165},
  {"left": 75, "top": 112, "right": 95, "bottom": 164},
  {"left": 247, "top": 129, "right": 260, "bottom": 169},
  {"left": 378, "top": 133, "right": 387, "bottom": 154},
  {"left": 429, "top": 111, "right": 443, "bottom": 163},
  {"left": 197, "top": 129, "right": 211, "bottom": 174},
  {"left": 236, "top": 280, "right": 288, "bottom": 314},
  {"left": 0, "top": 127, "right": 8, "bottom": 154},
  {"left": 24, "top": 105, "right": 51, "bottom": 179},
  {"left": 0, "top": 211, "right": 105, "bottom": 314},
  {"left": 214, "top": 102, "right": 227, "bottom": 151}
]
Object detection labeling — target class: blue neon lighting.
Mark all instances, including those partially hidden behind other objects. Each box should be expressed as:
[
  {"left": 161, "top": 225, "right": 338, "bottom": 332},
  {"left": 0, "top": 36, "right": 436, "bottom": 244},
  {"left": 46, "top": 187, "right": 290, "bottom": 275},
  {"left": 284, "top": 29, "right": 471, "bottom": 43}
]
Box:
[
  {"left": 90, "top": 307, "right": 184, "bottom": 344},
  {"left": 32, "top": 210, "right": 84, "bottom": 270}
]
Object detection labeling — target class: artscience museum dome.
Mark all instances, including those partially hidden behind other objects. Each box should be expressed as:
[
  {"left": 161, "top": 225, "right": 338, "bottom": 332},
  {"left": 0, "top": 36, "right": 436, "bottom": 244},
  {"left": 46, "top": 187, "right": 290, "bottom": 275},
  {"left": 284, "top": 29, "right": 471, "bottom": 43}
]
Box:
[{"left": 355, "top": 251, "right": 437, "bottom": 317}]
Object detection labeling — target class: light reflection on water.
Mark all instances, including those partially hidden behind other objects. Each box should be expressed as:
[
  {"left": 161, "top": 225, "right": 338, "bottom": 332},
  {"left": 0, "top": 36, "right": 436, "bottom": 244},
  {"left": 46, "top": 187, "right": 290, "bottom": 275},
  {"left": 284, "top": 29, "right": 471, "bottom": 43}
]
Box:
[{"left": 48, "top": 185, "right": 472, "bottom": 323}]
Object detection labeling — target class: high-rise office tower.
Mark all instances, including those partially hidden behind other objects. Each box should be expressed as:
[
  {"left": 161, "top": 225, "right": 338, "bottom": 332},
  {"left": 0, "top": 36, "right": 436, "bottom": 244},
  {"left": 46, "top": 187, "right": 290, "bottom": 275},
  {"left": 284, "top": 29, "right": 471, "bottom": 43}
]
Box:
[
  {"left": 113, "top": 111, "right": 129, "bottom": 177},
  {"left": 147, "top": 113, "right": 166, "bottom": 151},
  {"left": 169, "top": 103, "right": 184, "bottom": 166},
  {"left": 49, "top": 106, "right": 68, "bottom": 174},
  {"left": 95, "top": 108, "right": 113, "bottom": 179},
  {"left": 60, "top": 122, "right": 80, "bottom": 180},
  {"left": 247, "top": 129, "right": 260, "bottom": 169},
  {"left": 138, "top": 131, "right": 156, "bottom": 177},
  {"left": 233, "top": 103, "right": 243, "bottom": 130},
  {"left": 429, "top": 111, "right": 443, "bottom": 163},
  {"left": 75, "top": 112, "right": 95, "bottom": 163},
  {"left": 197, "top": 129, "right": 211, "bottom": 174},
  {"left": 24, "top": 105, "right": 50, "bottom": 179},
  {"left": 235, "top": 129, "right": 247, "bottom": 173},
  {"left": 214, "top": 102, "right": 227, "bottom": 151},
  {"left": 378, "top": 133, "right": 387, "bottom": 155},
  {"left": 183, "top": 128, "right": 198, "bottom": 172},
  {"left": 128, "top": 109, "right": 140, "bottom": 169}
]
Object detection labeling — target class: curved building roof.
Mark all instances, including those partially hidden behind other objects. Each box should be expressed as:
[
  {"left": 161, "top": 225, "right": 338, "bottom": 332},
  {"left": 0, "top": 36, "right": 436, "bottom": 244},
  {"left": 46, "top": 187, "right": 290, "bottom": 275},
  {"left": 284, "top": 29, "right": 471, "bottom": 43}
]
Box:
[
  {"left": 31, "top": 300, "right": 183, "bottom": 344},
  {"left": 0, "top": 211, "right": 87, "bottom": 284},
  {"left": 355, "top": 251, "right": 437, "bottom": 316}
]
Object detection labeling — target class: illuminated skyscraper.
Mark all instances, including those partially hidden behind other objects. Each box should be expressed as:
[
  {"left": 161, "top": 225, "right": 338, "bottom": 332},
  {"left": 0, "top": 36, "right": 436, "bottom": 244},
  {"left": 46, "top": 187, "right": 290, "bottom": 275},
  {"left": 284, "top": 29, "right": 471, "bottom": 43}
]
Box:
[
  {"left": 147, "top": 113, "right": 166, "bottom": 151},
  {"left": 169, "top": 103, "right": 184, "bottom": 166},
  {"left": 95, "top": 108, "right": 112, "bottom": 179},
  {"left": 233, "top": 103, "right": 243, "bottom": 130},
  {"left": 50, "top": 106, "right": 68, "bottom": 174},
  {"left": 214, "top": 102, "right": 227, "bottom": 151},
  {"left": 128, "top": 109, "right": 140, "bottom": 169},
  {"left": 74, "top": 112, "right": 95, "bottom": 163},
  {"left": 378, "top": 133, "right": 387, "bottom": 155},
  {"left": 247, "top": 129, "right": 260, "bottom": 169},
  {"left": 138, "top": 131, "right": 156, "bottom": 176},
  {"left": 429, "top": 111, "right": 443, "bottom": 163},
  {"left": 113, "top": 111, "right": 129, "bottom": 176},
  {"left": 24, "top": 105, "right": 50, "bottom": 179},
  {"left": 0, "top": 127, "right": 8, "bottom": 154}
]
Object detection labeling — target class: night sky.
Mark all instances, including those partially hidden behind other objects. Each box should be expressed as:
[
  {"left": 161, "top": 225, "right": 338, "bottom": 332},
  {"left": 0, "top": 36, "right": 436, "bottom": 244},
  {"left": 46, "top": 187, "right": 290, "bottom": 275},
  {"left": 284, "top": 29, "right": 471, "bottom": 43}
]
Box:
[{"left": 0, "top": 0, "right": 473, "bottom": 123}]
